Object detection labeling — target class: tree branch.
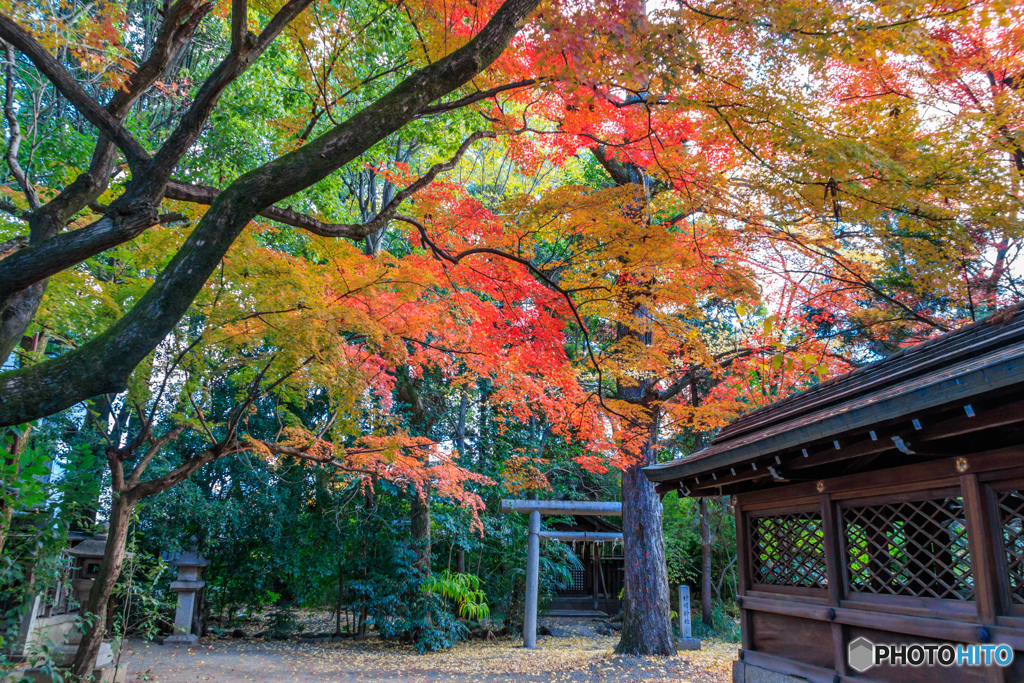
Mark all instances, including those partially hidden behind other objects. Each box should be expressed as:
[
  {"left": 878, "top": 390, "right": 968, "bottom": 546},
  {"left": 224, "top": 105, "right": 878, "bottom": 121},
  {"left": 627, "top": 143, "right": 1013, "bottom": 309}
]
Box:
[
  {"left": 168, "top": 131, "right": 493, "bottom": 238},
  {"left": 0, "top": 206, "right": 161, "bottom": 299},
  {"left": 0, "top": 15, "right": 148, "bottom": 170},
  {"left": 0, "top": 0, "right": 543, "bottom": 426},
  {"left": 2, "top": 41, "right": 38, "bottom": 210},
  {"left": 418, "top": 79, "right": 536, "bottom": 115},
  {"left": 0, "top": 234, "right": 26, "bottom": 259},
  {"left": 125, "top": 426, "right": 184, "bottom": 486},
  {"left": 231, "top": 0, "right": 248, "bottom": 55}
]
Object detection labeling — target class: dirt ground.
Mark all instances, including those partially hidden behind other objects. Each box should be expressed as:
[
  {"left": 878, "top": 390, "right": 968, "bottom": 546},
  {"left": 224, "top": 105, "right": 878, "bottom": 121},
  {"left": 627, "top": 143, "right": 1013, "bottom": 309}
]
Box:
[{"left": 117, "top": 632, "right": 737, "bottom": 682}]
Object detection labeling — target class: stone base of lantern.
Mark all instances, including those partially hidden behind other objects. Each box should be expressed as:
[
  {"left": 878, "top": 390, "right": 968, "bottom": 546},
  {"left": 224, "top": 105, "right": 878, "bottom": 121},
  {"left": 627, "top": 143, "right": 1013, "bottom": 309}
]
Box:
[{"left": 677, "top": 636, "right": 702, "bottom": 650}]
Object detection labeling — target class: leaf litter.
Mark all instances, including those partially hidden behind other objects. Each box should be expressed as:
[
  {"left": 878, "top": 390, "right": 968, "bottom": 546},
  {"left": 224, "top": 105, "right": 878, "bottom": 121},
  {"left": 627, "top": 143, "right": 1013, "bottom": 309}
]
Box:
[{"left": 120, "top": 632, "right": 737, "bottom": 681}]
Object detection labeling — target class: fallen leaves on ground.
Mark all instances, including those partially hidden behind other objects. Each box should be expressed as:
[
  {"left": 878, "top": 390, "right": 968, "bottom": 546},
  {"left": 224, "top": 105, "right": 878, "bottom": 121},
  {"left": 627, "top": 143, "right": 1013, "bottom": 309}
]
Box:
[{"left": 121, "top": 631, "right": 738, "bottom": 682}]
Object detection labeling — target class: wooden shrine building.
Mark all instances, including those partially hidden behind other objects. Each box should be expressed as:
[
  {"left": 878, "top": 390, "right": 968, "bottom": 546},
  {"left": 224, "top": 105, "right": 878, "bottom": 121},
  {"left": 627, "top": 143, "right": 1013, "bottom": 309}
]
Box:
[
  {"left": 644, "top": 307, "right": 1024, "bottom": 682},
  {"left": 546, "top": 515, "right": 624, "bottom": 615}
]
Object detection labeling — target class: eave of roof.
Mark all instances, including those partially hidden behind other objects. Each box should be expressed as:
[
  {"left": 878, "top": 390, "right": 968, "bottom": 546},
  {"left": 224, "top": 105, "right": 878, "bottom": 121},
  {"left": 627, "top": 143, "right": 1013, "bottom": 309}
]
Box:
[{"left": 644, "top": 311, "right": 1024, "bottom": 484}]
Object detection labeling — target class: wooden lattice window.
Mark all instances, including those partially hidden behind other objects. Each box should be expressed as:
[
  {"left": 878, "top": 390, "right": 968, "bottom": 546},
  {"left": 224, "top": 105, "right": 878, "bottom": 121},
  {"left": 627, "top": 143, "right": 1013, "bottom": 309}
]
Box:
[
  {"left": 997, "top": 490, "right": 1024, "bottom": 605},
  {"left": 843, "top": 497, "right": 973, "bottom": 601},
  {"left": 568, "top": 566, "right": 586, "bottom": 592},
  {"left": 749, "top": 511, "right": 827, "bottom": 588}
]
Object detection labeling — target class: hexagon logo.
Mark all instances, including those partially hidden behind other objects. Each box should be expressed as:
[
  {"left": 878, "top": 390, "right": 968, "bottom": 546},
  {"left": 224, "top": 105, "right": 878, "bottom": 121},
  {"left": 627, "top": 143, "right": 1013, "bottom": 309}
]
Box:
[{"left": 848, "top": 637, "right": 875, "bottom": 673}]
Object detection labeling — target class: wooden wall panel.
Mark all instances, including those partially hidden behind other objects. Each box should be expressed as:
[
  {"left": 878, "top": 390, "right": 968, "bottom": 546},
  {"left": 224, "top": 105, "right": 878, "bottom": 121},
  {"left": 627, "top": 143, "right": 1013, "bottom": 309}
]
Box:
[{"left": 750, "top": 611, "right": 834, "bottom": 669}]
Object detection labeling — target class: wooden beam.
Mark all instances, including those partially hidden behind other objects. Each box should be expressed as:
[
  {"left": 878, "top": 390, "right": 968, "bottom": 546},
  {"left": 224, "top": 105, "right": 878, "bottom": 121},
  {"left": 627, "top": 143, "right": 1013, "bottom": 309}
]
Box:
[
  {"left": 500, "top": 499, "right": 622, "bottom": 516},
  {"left": 739, "top": 593, "right": 1024, "bottom": 648},
  {"left": 682, "top": 397, "right": 1024, "bottom": 496},
  {"left": 539, "top": 531, "right": 622, "bottom": 542},
  {"left": 735, "top": 444, "right": 1024, "bottom": 508}
]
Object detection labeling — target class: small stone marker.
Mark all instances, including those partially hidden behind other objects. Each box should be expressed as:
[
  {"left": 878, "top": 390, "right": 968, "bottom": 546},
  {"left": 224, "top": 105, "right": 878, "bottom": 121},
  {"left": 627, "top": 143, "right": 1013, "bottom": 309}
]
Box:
[{"left": 677, "top": 585, "right": 700, "bottom": 650}]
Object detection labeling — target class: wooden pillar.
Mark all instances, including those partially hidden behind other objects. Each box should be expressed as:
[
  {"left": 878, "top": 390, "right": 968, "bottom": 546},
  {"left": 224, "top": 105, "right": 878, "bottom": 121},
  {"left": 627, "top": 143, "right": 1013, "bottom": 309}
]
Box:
[
  {"left": 734, "top": 502, "right": 753, "bottom": 652},
  {"left": 961, "top": 474, "right": 1007, "bottom": 683},
  {"left": 524, "top": 509, "right": 540, "bottom": 649},
  {"left": 820, "top": 493, "right": 847, "bottom": 678}
]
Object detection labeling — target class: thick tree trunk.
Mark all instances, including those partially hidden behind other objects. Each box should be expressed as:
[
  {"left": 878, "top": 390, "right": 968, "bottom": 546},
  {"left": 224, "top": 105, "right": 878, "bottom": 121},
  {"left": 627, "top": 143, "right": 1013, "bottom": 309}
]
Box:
[
  {"left": 616, "top": 434, "right": 675, "bottom": 655},
  {"left": 700, "top": 498, "right": 713, "bottom": 626},
  {"left": 70, "top": 491, "right": 135, "bottom": 678}
]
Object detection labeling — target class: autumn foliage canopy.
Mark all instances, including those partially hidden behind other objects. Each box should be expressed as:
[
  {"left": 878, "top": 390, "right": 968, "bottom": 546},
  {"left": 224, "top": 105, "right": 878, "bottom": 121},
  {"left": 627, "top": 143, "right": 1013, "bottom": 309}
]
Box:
[{"left": 0, "top": 0, "right": 1021, "bottom": 503}]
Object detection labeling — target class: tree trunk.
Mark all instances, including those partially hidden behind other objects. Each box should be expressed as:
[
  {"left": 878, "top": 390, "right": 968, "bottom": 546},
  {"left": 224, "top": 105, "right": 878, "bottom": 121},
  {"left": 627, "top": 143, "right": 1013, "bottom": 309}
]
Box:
[
  {"left": 70, "top": 491, "right": 135, "bottom": 678},
  {"left": 335, "top": 563, "right": 343, "bottom": 636},
  {"left": 616, "top": 434, "right": 675, "bottom": 655},
  {"left": 700, "top": 498, "right": 713, "bottom": 627},
  {"left": 411, "top": 489, "right": 431, "bottom": 575}
]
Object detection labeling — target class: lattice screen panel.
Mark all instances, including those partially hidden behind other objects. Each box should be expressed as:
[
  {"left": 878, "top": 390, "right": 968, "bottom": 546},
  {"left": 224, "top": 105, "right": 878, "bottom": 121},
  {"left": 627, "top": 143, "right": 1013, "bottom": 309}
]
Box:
[
  {"left": 997, "top": 490, "right": 1024, "bottom": 605},
  {"left": 568, "top": 567, "right": 586, "bottom": 592},
  {"left": 843, "top": 497, "right": 973, "bottom": 601},
  {"left": 748, "top": 512, "right": 827, "bottom": 588}
]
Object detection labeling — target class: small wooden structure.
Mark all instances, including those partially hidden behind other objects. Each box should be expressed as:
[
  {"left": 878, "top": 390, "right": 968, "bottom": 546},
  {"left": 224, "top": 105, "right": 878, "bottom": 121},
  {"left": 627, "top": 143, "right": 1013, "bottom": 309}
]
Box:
[
  {"left": 500, "top": 499, "right": 622, "bottom": 648},
  {"left": 644, "top": 308, "right": 1024, "bottom": 682},
  {"left": 547, "top": 514, "right": 624, "bottom": 615}
]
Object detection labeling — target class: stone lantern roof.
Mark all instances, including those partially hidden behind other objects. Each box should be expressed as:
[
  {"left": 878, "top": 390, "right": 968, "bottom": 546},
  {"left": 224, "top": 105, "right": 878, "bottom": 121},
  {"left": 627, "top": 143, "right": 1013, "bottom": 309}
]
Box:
[
  {"left": 161, "top": 538, "right": 209, "bottom": 568},
  {"left": 163, "top": 549, "right": 209, "bottom": 568},
  {"left": 67, "top": 534, "right": 108, "bottom": 560},
  {"left": 67, "top": 532, "right": 133, "bottom": 561}
]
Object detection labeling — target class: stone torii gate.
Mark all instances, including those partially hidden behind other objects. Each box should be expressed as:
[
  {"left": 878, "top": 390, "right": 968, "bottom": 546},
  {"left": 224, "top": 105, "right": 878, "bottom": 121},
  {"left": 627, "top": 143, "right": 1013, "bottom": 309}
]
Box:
[{"left": 500, "top": 499, "right": 623, "bottom": 648}]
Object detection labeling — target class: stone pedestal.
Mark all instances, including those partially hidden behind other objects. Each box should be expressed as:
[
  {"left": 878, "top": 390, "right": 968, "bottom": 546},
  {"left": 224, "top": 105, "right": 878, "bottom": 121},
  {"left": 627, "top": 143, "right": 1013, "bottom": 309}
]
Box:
[{"left": 163, "top": 547, "right": 208, "bottom": 647}]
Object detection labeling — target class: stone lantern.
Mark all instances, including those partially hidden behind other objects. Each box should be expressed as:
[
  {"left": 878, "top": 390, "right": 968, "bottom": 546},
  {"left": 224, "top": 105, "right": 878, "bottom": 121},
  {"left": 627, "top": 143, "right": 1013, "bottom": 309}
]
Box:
[
  {"left": 163, "top": 545, "right": 209, "bottom": 646},
  {"left": 67, "top": 531, "right": 110, "bottom": 609}
]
